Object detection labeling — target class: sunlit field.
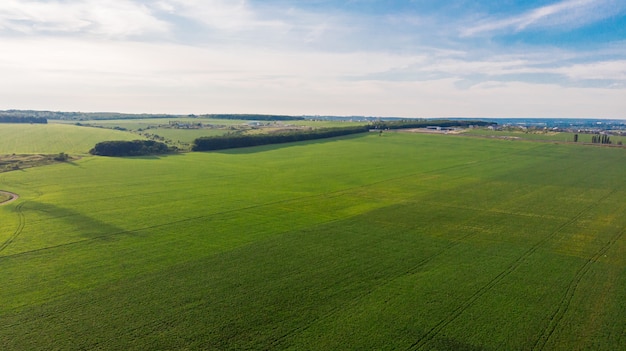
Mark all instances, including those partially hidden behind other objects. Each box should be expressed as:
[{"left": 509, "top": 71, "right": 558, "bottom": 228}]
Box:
[
  {"left": 0, "top": 123, "right": 143, "bottom": 154},
  {"left": 1, "top": 132, "right": 625, "bottom": 350}
]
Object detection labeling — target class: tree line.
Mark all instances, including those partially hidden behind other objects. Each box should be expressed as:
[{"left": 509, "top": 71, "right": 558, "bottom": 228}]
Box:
[
  {"left": 1, "top": 110, "right": 307, "bottom": 121},
  {"left": 90, "top": 120, "right": 497, "bottom": 155},
  {"left": 202, "top": 114, "right": 305, "bottom": 121},
  {"left": 89, "top": 140, "right": 173, "bottom": 156},
  {"left": 371, "top": 119, "right": 495, "bottom": 130},
  {"left": 192, "top": 126, "right": 370, "bottom": 151},
  {"left": 0, "top": 116, "right": 47, "bottom": 124},
  {"left": 591, "top": 134, "right": 611, "bottom": 144}
]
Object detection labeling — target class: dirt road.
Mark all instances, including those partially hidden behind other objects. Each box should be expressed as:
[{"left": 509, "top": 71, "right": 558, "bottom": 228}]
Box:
[{"left": 0, "top": 191, "right": 19, "bottom": 206}]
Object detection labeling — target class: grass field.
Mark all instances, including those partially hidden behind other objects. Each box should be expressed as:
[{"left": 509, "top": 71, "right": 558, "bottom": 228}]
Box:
[
  {"left": 1, "top": 132, "right": 625, "bottom": 350},
  {"left": 0, "top": 123, "right": 143, "bottom": 154}
]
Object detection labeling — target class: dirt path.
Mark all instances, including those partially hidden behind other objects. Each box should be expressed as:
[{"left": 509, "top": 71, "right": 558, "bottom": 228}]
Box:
[{"left": 0, "top": 191, "right": 19, "bottom": 206}]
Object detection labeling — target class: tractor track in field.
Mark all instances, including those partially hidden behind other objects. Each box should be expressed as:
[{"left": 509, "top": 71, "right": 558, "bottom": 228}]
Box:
[
  {"left": 0, "top": 202, "right": 25, "bottom": 253},
  {"left": 531, "top": 227, "right": 626, "bottom": 350},
  {"left": 0, "top": 185, "right": 393, "bottom": 260},
  {"left": 267, "top": 223, "right": 486, "bottom": 349},
  {"left": 0, "top": 153, "right": 507, "bottom": 261},
  {"left": 0, "top": 190, "right": 19, "bottom": 206},
  {"left": 263, "top": 149, "right": 538, "bottom": 348},
  {"left": 406, "top": 191, "right": 609, "bottom": 351}
]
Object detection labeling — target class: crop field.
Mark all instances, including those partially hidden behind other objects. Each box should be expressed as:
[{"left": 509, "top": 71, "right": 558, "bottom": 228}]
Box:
[
  {"left": 1, "top": 132, "right": 625, "bottom": 350},
  {"left": 464, "top": 128, "right": 626, "bottom": 144},
  {"left": 0, "top": 123, "right": 143, "bottom": 154}
]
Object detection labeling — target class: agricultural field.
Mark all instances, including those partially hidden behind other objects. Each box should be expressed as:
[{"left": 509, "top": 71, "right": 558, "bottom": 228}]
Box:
[
  {"left": 0, "top": 123, "right": 143, "bottom": 154},
  {"left": 464, "top": 128, "right": 626, "bottom": 144},
  {"left": 54, "top": 118, "right": 369, "bottom": 145},
  {"left": 145, "top": 127, "right": 229, "bottom": 144},
  {"left": 1, "top": 132, "right": 625, "bottom": 350}
]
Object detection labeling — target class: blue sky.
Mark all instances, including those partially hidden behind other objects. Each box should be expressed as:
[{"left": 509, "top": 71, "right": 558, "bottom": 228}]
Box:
[{"left": 0, "top": 0, "right": 625, "bottom": 118}]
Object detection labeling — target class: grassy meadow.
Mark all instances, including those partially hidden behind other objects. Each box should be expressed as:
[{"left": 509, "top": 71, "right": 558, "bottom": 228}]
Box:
[
  {"left": 0, "top": 123, "right": 143, "bottom": 154},
  {"left": 1, "top": 131, "right": 625, "bottom": 350}
]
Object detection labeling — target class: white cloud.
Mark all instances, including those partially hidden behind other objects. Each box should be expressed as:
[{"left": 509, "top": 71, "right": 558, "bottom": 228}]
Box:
[
  {"left": 155, "top": 0, "right": 284, "bottom": 31},
  {"left": 554, "top": 60, "right": 626, "bottom": 81},
  {"left": 0, "top": 0, "right": 169, "bottom": 37},
  {"left": 1, "top": 37, "right": 624, "bottom": 118},
  {"left": 463, "top": 0, "right": 624, "bottom": 36},
  {"left": 351, "top": 47, "right": 626, "bottom": 89},
  {"left": 0, "top": 1, "right": 624, "bottom": 118}
]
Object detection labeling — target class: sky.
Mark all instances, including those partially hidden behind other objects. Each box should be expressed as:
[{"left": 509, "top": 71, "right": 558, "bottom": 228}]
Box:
[{"left": 1, "top": 0, "right": 625, "bottom": 118}]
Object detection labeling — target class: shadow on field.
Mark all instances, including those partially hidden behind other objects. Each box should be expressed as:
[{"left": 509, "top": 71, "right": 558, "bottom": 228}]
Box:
[
  {"left": 212, "top": 133, "right": 371, "bottom": 155},
  {"left": 27, "top": 201, "right": 125, "bottom": 241}
]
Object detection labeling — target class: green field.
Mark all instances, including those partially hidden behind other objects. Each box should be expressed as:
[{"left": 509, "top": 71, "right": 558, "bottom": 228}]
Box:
[
  {"left": 1, "top": 132, "right": 625, "bottom": 350},
  {"left": 464, "top": 128, "right": 626, "bottom": 144},
  {"left": 53, "top": 118, "right": 369, "bottom": 144},
  {"left": 0, "top": 123, "right": 143, "bottom": 154}
]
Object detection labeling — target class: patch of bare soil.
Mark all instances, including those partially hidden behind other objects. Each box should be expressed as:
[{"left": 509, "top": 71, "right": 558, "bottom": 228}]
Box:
[{"left": 0, "top": 154, "right": 76, "bottom": 173}]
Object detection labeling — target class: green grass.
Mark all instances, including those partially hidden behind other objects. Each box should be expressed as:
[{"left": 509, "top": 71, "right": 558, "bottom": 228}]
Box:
[
  {"left": 1, "top": 133, "right": 625, "bottom": 350},
  {"left": 0, "top": 123, "right": 142, "bottom": 154}
]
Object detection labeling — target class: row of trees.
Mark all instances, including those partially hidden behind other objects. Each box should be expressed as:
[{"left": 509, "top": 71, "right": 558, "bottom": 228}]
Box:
[
  {"left": 591, "top": 134, "right": 611, "bottom": 144},
  {"left": 89, "top": 120, "right": 499, "bottom": 155},
  {"left": 0, "top": 116, "right": 47, "bottom": 124},
  {"left": 89, "top": 140, "right": 173, "bottom": 156},
  {"left": 1, "top": 110, "right": 179, "bottom": 121},
  {"left": 1, "top": 110, "right": 310, "bottom": 121},
  {"left": 371, "top": 119, "right": 495, "bottom": 130},
  {"left": 192, "top": 126, "right": 369, "bottom": 151},
  {"left": 202, "top": 114, "right": 305, "bottom": 121}
]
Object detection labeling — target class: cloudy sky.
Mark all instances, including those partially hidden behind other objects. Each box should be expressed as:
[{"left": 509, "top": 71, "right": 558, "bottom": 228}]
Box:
[{"left": 1, "top": 0, "right": 625, "bottom": 118}]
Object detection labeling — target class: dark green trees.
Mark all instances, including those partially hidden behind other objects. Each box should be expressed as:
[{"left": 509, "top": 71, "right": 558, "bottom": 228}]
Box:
[
  {"left": 53, "top": 152, "right": 69, "bottom": 161},
  {"left": 90, "top": 140, "right": 172, "bottom": 156},
  {"left": 591, "top": 134, "right": 611, "bottom": 144},
  {"left": 0, "top": 116, "right": 47, "bottom": 124},
  {"left": 192, "top": 126, "right": 369, "bottom": 151}
]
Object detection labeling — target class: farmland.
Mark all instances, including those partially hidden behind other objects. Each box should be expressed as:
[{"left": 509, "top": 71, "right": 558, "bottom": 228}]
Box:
[
  {"left": 463, "top": 128, "right": 626, "bottom": 144},
  {"left": 56, "top": 117, "right": 368, "bottom": 145},
  {"left": 0, "top": 123, "right": 143, "bottom": 154},
  {"left": 1, "top": 131, "right": 625, "bottom": 350}
]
